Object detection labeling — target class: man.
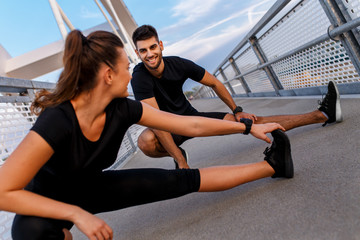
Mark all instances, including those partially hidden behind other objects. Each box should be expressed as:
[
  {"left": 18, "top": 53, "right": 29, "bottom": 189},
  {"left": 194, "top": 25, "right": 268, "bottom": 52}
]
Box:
[{"left": 131, "top": 25, "right": 342, "bottom": 169}]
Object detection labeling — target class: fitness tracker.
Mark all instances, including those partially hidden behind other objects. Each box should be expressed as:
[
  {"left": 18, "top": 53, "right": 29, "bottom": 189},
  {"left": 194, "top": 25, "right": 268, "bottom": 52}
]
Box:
[
  {"left": 240, "top": 118, "right": 253, "bottom": 135},
  {"left": 232, "top": 106, "right": 243, "bottom": 115}
]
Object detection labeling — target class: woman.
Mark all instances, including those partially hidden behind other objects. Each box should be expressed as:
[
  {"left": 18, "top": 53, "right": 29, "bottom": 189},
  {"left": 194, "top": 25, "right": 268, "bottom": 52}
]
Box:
[{"left": 0, "top": 30, "right": 293, "bottom": 240}]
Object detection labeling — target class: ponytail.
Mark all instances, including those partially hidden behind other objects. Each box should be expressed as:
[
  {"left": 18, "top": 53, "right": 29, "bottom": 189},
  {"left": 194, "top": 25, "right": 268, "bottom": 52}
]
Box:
[{"left": 31, "top": 30, "right": 124, "bottom": 115}]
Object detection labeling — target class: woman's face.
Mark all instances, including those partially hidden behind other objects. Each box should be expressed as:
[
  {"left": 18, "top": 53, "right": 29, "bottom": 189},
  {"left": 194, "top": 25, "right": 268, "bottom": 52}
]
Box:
[{"left": 111, "top": 48, "right": 131, "bottom": 98}]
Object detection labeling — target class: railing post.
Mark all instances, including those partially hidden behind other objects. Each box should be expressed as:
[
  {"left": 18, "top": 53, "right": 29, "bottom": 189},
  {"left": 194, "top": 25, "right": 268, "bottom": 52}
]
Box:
[
  {"left": 229, "top": 57, "right": 251, "bottom": 95},
  {"left": 248, "top": 37, "right": 283, "bottom": 95},
  {"left": 126, "top": 131, "right": 137, "bottom": 154},
  {"left": 319, "top": 0, "right": 360, "bottom": 76},
  {"left": 218, "top": 68, "right": 236, "bottom": 96}
]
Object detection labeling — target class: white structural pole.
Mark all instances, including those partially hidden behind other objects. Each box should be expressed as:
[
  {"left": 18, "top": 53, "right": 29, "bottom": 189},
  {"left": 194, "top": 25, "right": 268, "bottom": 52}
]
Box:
[
  {"left": 94, "top": 0, "right": 122, "bottom": 38},
  {"left": 48, "top": 0, "right": 68, "bottom": 40},
  {"left": 93, "top": 0, "right": 137, "bottom": 64},
  {"left": 56, "top": 1, "right": 75, "bottom": 31},
  {"left": 103, "top": 0, "right": 138, "bottom": 63}
]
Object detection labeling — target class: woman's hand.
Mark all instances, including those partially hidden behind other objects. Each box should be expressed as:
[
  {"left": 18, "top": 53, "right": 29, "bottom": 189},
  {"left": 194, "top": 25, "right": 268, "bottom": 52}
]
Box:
[
  {"left": 72, "top": 208, "right": 113, "bottom": 240},
  {"left": 250, "top": 123, "right": 285, "bottom": 143}
]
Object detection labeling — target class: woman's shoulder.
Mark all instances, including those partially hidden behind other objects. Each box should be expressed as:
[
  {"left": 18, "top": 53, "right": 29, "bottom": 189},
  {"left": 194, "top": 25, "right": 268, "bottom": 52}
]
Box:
[{"left": 35, "top": 101, "right": 75, "bottom": 129}]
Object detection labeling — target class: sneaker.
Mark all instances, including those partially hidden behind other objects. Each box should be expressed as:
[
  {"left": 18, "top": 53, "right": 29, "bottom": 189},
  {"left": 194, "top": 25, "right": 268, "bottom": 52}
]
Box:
[
  {"left": 318, "top": 80, "right": 343, "bottom": 126},
  {"left": 263, "top": 130, "right": 294, "bottom": 178},
  {"left": 174, "top": 147, "right": 189, "bottom": 169}
]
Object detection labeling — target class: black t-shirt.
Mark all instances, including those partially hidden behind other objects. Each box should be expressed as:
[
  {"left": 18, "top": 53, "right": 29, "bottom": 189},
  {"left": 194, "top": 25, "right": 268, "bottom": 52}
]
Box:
[
  {"left": 28, "top": 98, "right": 143, "bottom": 196},
  {"left": 131, "top": 56, "right": 205, "bottom": 115}
]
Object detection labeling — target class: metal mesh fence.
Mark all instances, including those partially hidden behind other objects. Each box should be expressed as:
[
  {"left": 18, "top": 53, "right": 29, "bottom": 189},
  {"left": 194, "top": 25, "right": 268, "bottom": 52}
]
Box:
[
  {"left": 272, "top": 38, "right": 359, "bottom": 89},
  {"left": 0, "top": 102, "right": 36, "bottom": 163},
  {"left": 343, "top": 0, "right": 360, "bottom": 21},
  {"left": 234, "top": 47, "right": 274, "bottom": 93},
  {"left": 0, "top": 211, "right": 14, "bottom": 240},
  {"left": 223, "top": 64, "right": 236, "bottom": 80},
  {"left": 194, "top": 0, "right": 360, "bottom": 99},
  {"left": 258, "top": 0, "right": 331, "bottom": 60}
]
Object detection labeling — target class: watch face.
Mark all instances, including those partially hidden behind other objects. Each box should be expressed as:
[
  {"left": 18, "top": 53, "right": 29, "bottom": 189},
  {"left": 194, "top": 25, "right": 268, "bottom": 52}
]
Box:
[
  {"left": 241, "top": 118, "right": 253, "bottom": 125},
  {"left": 245, "top": 118, "right": 252, "bottom": 124}
]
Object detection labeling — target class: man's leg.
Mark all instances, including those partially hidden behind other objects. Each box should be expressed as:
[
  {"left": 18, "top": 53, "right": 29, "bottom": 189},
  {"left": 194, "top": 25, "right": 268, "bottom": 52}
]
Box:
[
  {"left": 224, "top": 81, "right": 342, "bottom": 131},
  {"left": 137, "top": 128, "right": 169, "bottom": 158},
  {"left": 224, "top": 110, "right": 326, "bottom": 131}
]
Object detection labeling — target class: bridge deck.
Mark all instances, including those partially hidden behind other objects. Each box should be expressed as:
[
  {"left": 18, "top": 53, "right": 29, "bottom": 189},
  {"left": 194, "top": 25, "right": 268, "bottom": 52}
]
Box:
[{"left": 71, "top": 96, "right": 360, "bottom": 240}]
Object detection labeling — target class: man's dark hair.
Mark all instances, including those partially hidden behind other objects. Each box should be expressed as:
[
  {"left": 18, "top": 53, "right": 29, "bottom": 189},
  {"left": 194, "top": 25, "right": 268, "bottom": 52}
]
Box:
[{"left": 132, "top": 25, "right": 159, "bottom": 48}]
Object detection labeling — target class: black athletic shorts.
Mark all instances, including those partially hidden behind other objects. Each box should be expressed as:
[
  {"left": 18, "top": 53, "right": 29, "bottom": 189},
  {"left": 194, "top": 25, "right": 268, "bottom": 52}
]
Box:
[{"left": 171, "top": 110, "right": 228, "bottom": 146}]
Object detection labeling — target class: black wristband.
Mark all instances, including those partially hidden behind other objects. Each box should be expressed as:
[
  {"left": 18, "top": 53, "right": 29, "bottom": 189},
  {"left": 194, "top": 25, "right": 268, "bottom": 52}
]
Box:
[
  {"left": 240, "top": 118, "right": 253, "bottom": 135},
  {"left": 233, "top": 106, "right": 243, "bottom": 115}
]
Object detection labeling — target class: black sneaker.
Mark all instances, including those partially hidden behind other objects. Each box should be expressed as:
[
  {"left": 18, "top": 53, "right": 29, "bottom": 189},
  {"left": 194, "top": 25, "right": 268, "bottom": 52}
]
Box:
[
  {"left": 263, "top": 130, "right": 293, "bottom": 178},
  {"left": 174, "top": 147, "right": 189, "bottom": 169},
  {"left": 318, "top": 80, "right": 343, "bottom": 126}
]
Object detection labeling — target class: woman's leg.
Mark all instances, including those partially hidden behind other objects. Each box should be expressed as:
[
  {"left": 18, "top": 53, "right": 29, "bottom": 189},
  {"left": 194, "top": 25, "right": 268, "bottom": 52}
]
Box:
[
  {"left": 11, "top": 214, "right": 73, "bottom": 240},
  {"left": 199, "top": 129, "right": 293, "bottom": 191},
  {"left": 199, "top": 161, "right": 274, "bottom": 192}
]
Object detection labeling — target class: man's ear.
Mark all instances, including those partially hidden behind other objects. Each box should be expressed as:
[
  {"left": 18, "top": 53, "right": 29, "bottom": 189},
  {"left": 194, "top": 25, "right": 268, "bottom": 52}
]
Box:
[{"left": 159, "top": 41, "right": 164, "bottom": 51}]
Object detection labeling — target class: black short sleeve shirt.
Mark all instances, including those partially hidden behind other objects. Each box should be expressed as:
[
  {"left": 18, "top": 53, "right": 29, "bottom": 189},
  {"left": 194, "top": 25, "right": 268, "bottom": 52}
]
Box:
[
  {"left": 30, "top": 98, "right": 143, "bottom": 183},
  {"left": 131, "top": 56, "right": 205, "bottom": 115}
]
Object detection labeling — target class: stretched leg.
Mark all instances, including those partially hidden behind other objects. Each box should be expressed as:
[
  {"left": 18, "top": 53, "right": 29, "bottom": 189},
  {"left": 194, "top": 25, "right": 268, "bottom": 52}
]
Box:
[
  {"left": 199, "top": 129, "right": 292, "bottom": 191},
  {"left": 224, "top": 110, "right": 326, "bottom": 131},
  {"left": 89, "top": 130, "right": 292, "bottom": 214},
  {"left": 255, "top": 110, "right": 326, "bottom": 131},
  {"left": 225, "top": 81, "right": 342, "bottom": 131},
  {"left": 199, "top": 161, "right": 274, "bottom": 191}
]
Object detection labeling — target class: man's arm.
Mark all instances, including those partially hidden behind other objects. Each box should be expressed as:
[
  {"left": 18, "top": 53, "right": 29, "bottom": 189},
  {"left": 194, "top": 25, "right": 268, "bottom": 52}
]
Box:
[
  {"left": 199, "top": 70, "right": 257, "bottom": 122},
  {"left": 141, "top": 97, "right": 189, "bottom": 169}
]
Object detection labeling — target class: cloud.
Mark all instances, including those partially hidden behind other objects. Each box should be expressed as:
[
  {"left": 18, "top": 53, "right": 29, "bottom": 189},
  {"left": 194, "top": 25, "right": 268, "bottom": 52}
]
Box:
[
  {"left": 80, "top": 6, "right": 102, "bottom": 19},
  {"left": 163, "top": 0, "right": 274, "bottom": 62},
  {"left": 171, "top": 0, "right": 221, "bottom": 23},
  {"left": 163, "top": 23, "right": 253, "bottom": 61}
]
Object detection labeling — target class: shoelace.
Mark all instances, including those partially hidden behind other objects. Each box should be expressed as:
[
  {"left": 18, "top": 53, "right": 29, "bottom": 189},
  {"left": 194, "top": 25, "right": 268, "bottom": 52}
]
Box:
[
  {"left": 319, "top": 94, "right": 333, "bottom": 127},
  {"left": 318, "top": 94, "right": 328, "bottom": 108}
]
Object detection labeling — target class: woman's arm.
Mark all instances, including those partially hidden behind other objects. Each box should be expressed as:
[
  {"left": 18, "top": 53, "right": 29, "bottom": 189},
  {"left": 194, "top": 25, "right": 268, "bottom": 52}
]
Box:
[
  {"left": 0, "top": 131, "right": 113, "bottom": 239},
  {"left": 138, "top": 102, "right": 285, "bottom": 143}
]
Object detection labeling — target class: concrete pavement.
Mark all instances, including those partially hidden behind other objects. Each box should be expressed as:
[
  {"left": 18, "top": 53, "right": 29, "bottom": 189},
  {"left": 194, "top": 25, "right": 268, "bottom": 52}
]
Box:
[{"left": 71, "top": 96, "right": 360, "bottom": 240}]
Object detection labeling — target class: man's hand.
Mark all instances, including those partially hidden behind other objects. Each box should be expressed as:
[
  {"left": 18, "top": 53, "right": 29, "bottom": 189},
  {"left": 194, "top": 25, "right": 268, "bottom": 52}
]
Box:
[
  {"left": 250, "top": 123, "right": 285, "bottom": 143},
  {"left": 235, "top": 112, "right": 257, "bottom": 122}
]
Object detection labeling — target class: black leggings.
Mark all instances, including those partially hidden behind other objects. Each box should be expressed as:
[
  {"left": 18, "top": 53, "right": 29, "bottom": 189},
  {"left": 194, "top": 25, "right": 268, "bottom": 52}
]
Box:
[{"left": 12, "top": 168, "right": 200, "bottom": 240}]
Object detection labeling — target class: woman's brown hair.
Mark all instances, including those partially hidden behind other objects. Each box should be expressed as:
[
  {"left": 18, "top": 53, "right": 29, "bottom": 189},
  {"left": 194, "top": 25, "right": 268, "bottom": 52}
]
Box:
[{"left": 31, "top": 30, "right": 124, "bottom": 115}]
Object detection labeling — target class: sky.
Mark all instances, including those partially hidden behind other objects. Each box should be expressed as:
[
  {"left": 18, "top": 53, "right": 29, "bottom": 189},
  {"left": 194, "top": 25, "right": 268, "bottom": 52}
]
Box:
[{"left": 0, "top": 0, "right": 286, "bottom": 92}]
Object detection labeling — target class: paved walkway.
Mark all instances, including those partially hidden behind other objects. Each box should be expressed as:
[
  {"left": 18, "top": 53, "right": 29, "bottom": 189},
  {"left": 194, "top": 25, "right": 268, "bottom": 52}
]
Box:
[{"left": 72, "top": 96, "right": 360, "bottom": 240}]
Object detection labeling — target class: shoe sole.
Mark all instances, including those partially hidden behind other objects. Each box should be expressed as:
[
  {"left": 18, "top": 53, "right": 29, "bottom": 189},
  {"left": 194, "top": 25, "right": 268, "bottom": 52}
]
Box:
[
  {"left": 271, "top": 130, "right": 294, "bottom": 178},
  {"left": 330, "top": 80, "right": 343, "bottom": 123}
]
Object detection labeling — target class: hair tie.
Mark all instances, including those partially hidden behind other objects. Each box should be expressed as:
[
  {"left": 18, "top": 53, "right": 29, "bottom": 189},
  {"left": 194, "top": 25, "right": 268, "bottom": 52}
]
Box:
[{"left": 81, "top": 34, "right": 88, "bottom": 46}]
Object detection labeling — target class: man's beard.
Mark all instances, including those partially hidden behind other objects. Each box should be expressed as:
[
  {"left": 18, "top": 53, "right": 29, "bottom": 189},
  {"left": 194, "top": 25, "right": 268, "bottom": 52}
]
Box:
[{"left": 144, "top": 53, "right": 163, "bottom": 70}]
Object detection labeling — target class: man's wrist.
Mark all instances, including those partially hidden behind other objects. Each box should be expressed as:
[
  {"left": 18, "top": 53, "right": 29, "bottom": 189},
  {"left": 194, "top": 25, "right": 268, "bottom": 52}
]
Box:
[{"left": 233, "top": 106, "right": 243, "bottom": 115}]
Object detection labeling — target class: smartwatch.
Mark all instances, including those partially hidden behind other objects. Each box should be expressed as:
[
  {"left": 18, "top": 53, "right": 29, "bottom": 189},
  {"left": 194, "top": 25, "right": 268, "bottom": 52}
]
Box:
[
  {"left": 240, "top": 118, "right": 253, "bottom": 135},
  {"left": 232, "top": 106, "right": 243, "bottom": 115}
]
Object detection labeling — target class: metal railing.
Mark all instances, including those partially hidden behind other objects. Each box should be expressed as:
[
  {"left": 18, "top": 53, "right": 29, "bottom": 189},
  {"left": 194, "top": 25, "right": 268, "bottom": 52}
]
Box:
[{"left": 194, "top": 0, "right": 360, "bottom": 99}]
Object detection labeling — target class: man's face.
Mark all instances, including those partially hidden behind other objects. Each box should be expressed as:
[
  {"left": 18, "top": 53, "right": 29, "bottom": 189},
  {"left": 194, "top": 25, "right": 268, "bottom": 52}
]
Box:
[{"left": 135, "top": 36, "right": 164, "bottom": 70}]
